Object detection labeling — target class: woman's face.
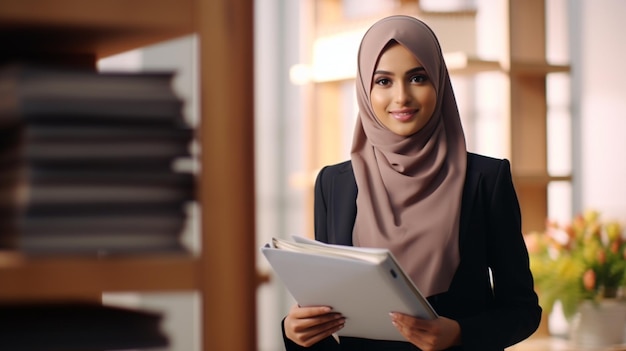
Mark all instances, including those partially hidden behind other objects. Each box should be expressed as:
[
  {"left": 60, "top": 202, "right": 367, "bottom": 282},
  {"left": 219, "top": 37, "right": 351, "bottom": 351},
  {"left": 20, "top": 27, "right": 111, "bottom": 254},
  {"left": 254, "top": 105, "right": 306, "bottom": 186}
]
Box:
[{"left": 370, "top": 43, "right": 437, "bottom": 137}]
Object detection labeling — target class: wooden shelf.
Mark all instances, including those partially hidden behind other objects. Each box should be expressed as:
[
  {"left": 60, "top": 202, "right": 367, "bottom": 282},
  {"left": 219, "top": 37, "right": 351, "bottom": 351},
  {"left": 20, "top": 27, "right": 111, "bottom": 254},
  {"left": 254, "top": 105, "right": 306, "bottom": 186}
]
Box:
[
  {"left": 513, "top": 173, "right": 573, "bottom": 185},
  {"left": 0, "top": 0, "right": 257, "bottom": 350},
  {"left": 304, "top": 49, "right": 570, "bottom": 82},
  {"left": 0, "top": 253, "right": 200, "bottom": 301},
  {"left": 446, "top": 52, "right": 501, "bottom": 75},
  {"left": 509, "top": 61, "right": 570, "bottom": 75},
  {"left": 0, "top": 0, "right": 194, "bottom": 59},
  {"left": 0, "top": 0, "right": 201, "bottom": 303},
  {"left": 447, "top": 53, "right": 571, "bottom": 76},
  {"left": 315, "top": 2, "right": 476, "bottom": 35}
]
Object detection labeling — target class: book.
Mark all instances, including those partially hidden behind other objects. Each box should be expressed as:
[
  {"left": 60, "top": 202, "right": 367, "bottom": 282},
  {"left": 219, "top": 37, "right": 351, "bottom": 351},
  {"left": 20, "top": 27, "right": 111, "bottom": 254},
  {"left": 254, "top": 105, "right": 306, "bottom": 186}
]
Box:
[
  {"left": 262, "top": 236, "right": 438, "bottom": 341},
  {"left": 0, "top": 203, "right": 190, "bottom": 252},
  {"left": 0, "top": 301, "right": 169, "bottom": 350},
  {"left": 15, "top": 204, "right": 188, "bottom": 254},
  {"left": 0, "top": 123, "right": 193, "bottom": 164},
  {"left": 0, "top": 168, "right": 194, "bottom": 252},
  {"left": 18, "top": 229, "right": 186, "bottom": 255},
  {"left": 0, "top": 64, "right": 184, "bottom": 127},
  {"left": 0, "top": 168, "right": 195, "bottom": 207},
  {"left": 0, "top": 62, "right": 195, "bottom": 255}
]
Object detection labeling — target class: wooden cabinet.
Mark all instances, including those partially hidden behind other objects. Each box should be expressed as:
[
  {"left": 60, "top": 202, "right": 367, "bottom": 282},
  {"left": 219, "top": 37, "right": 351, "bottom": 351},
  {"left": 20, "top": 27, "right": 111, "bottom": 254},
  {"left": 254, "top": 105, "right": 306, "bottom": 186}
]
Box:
[{"left": 0, "top": 1, "right": 257, "bottom": 350}]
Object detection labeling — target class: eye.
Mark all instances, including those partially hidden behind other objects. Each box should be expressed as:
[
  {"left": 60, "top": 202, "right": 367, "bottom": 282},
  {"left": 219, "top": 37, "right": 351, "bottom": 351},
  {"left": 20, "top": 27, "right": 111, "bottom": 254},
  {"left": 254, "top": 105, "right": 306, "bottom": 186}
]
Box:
[
  {"left": 410, "top": 74, "right": 429, "bottom": 84},
  {"left": 374, "top": 77, "right": 391, "bottom": 86}
]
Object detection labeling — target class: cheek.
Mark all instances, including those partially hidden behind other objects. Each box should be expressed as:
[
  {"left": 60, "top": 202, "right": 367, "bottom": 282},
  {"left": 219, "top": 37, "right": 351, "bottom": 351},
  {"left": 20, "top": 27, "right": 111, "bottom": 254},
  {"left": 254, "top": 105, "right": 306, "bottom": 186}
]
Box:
[
  {"left": 370, "top": 90, "right": 389, "bottom": 117},
  {"left": 417, "top": 87, "right": 437, "bottom": 113}
]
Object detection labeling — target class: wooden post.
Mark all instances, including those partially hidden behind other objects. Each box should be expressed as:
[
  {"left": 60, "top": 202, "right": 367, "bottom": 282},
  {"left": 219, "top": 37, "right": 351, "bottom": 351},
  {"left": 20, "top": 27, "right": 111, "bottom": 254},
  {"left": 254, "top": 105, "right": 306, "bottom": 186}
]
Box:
[
  {"left": 507, "top": 0, "right": 549, "bottom": 233},
  {"left": 196, "top": 0, "right": 257, "bottom": 350}
]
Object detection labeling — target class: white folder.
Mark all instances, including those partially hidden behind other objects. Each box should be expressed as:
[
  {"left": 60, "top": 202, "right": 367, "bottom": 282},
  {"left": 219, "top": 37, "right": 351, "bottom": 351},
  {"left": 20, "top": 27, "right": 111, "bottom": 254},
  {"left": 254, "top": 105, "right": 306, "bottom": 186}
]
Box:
[{"left": 261, "top": 236, "right": 438, "bottom": 341}]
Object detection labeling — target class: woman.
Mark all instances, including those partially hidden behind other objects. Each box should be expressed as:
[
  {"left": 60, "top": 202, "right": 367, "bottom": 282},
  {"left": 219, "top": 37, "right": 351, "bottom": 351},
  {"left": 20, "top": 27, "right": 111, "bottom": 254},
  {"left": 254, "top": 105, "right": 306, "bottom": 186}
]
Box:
[{"left": 282, "top": 15, "right": 541, "bottom": 351}]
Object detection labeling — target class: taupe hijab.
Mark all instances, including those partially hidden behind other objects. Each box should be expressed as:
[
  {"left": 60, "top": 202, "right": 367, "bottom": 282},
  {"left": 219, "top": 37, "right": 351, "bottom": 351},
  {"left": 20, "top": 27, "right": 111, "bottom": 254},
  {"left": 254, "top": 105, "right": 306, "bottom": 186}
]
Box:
[{"left": 351, "top": 15, "right": 467, "bottom": 297}]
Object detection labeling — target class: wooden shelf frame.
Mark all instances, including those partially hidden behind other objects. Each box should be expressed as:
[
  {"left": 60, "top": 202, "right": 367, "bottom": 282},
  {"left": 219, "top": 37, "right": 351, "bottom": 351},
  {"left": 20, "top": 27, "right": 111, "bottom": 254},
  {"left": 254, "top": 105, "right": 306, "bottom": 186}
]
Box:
[
  {"left": 0, "top": 1, "right": 258, "bottom": 350},
  {"left": 0, "top": 0, "right": 194, "bottom": 59},
  {"left": 506, "top": 0, "right": 571, "bottom": 233},
  {"left": 0, "top": 254, "right": 201, "bottom": 300}
]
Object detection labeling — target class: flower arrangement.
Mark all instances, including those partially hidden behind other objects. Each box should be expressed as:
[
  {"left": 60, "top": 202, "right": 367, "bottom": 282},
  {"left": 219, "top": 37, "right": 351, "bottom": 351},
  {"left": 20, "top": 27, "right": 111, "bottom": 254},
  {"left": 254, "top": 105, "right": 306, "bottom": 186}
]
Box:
[{"left": 526, "top": 210, "right": 626, "bottom": 319}]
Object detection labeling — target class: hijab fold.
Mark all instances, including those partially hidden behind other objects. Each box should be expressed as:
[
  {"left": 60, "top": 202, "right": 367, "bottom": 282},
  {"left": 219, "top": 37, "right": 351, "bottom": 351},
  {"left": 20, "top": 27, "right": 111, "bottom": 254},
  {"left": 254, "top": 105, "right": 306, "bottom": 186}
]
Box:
[{"left": 351, "top": 15, "right": 467, "bottom": 297}]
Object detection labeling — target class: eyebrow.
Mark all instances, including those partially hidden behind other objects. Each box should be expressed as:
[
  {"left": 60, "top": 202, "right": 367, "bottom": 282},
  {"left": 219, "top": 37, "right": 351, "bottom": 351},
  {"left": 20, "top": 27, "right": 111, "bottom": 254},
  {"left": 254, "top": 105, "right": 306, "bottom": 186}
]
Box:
[{"left": 373, "top": 66, "right": 426, "bottom": 76}]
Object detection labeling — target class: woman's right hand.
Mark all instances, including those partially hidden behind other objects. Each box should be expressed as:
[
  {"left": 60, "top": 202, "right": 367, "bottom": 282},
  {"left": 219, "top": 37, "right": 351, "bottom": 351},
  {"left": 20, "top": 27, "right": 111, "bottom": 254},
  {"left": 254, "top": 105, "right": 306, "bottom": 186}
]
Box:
[{"left": 284, "top": 303, "right": 345, "bottom": 347}]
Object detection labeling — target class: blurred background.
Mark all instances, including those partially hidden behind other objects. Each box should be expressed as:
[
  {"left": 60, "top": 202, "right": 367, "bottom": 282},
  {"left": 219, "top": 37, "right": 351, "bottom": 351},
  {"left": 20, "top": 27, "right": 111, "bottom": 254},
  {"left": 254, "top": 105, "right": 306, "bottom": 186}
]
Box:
[{"left": 97, "top": 0, "right": 626, "bottom": 350}]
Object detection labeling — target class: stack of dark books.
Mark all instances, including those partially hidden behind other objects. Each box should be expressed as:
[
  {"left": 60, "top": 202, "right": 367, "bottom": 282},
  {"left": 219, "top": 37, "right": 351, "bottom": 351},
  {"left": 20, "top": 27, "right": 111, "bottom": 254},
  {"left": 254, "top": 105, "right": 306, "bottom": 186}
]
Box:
[
  {"left": 0, "top": 64, "right": 195, "bottom": 255},
  {"left": 0, "top": 301, "right": 169, "bottom": 350}
]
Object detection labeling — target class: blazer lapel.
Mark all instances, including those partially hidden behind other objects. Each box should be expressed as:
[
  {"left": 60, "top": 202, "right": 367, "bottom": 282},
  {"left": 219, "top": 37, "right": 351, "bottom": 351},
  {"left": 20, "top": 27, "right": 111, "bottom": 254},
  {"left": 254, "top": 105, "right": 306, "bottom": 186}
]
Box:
[
  {"left": 459, "top": 159, "right": 481, "bottom": 256},
  {"left": 331, "top": 163, "right": 358, "bottom": 246}
]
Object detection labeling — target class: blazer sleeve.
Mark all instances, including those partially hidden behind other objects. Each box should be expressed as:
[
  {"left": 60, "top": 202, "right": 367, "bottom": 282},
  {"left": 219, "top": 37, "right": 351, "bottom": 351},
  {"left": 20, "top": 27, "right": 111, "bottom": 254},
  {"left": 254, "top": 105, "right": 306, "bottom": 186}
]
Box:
[
  {"left": 313, "top": 165, "right": 330, "bottom": 243},
  {"left": 313, "top": 162, "right": 358, "bottom": 246},
  {"left": 457, "top": 159, "right": 542, "bottom": 350}
]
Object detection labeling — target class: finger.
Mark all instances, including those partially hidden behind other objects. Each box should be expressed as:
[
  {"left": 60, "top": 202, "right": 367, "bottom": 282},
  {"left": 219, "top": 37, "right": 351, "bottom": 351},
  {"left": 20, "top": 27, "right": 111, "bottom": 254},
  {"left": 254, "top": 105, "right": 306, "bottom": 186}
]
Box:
[
  {"left": 290, "top": 304, "right": 335, "bottom": 318},
  {"left": 291, "top": 314, "right": 345, "bottom": 347},
  {"left": 290, "top": 311, "right": 344, "bottom": 332},
  {"left": 390, "top": 312, "right": 431, "bottom": 330}
]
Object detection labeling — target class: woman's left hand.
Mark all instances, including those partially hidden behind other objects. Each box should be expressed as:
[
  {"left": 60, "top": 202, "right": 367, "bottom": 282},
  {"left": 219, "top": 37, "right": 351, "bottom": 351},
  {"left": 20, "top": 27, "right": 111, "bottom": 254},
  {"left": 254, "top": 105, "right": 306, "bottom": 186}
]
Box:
[{"left": 390, "top": 313, "right": 461, "bottom": 351}]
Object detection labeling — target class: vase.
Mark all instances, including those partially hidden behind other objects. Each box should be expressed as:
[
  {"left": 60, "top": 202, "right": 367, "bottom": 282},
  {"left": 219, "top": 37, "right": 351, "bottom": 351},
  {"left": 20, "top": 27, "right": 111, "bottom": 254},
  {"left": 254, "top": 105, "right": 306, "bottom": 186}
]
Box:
[{"left": 569, "top": 299, "right": 626, "bottom": 348}]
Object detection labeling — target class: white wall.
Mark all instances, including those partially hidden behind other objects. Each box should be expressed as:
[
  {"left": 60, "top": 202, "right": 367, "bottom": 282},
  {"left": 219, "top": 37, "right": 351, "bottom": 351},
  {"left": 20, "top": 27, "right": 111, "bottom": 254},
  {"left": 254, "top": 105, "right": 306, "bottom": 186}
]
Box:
[
  {"left": 573, "top": 0, "right": 626, "bottom": 223},
  {"left": 255, "top": 0, "right": 308, "bottom": 350},
  {"left": 471, "top": 0, "right": 626, "bottom": 224}
]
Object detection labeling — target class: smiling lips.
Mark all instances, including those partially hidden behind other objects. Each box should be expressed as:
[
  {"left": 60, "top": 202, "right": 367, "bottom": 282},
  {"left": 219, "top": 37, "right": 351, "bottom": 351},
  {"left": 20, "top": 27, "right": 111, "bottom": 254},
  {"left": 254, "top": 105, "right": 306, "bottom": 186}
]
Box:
[{"left": 389, "top": 108, "right": 417, "bottom": 122}]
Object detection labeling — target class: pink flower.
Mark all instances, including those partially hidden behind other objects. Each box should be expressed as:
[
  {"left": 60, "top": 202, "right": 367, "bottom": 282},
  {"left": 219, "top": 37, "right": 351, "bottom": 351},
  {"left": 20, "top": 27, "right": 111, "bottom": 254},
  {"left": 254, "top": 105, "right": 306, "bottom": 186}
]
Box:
[
  {"left": 583, "top": 270, "right": 596, "bottom": 291},
  {"left": 597, "top": 250, "right": 606, "bottom": 265},
  {"left": 611, "top": 240, "right": 620, "bottom": 254}
]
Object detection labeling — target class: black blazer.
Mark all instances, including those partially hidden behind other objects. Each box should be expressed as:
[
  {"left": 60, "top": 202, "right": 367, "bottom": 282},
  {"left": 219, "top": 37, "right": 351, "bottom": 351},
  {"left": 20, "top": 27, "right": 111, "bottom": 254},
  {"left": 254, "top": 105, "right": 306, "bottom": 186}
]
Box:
[{"left": 283, "top": 153, "right": 541, "bottom": 351}]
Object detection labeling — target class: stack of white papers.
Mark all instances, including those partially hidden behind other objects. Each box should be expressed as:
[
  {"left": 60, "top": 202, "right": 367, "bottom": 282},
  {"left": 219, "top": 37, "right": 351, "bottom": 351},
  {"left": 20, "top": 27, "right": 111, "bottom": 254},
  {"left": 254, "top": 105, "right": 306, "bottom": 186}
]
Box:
[{"left": 262, "top": 236, "right": 438, "bottom": 341}]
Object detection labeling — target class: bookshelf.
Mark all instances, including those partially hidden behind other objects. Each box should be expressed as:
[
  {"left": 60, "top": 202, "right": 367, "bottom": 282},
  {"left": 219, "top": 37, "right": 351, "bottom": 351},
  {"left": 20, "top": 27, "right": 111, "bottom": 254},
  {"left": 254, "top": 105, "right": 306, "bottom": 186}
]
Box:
[
  {"left": 303, "top": 0, "right": 571, "bottom": 236},
  {"left": 0, "top": 1, "right": 257, "bottom": 350},
  {"left": 506, "top": 0, "right": 572, "bottom": 233}
]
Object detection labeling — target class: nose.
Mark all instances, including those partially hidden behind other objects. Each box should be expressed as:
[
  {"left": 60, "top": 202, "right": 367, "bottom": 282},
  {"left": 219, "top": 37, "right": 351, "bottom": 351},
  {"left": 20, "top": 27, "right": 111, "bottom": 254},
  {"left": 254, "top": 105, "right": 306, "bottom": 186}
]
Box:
[{"left": 394, "top": 82, "right": 411, "bottom": 104}]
